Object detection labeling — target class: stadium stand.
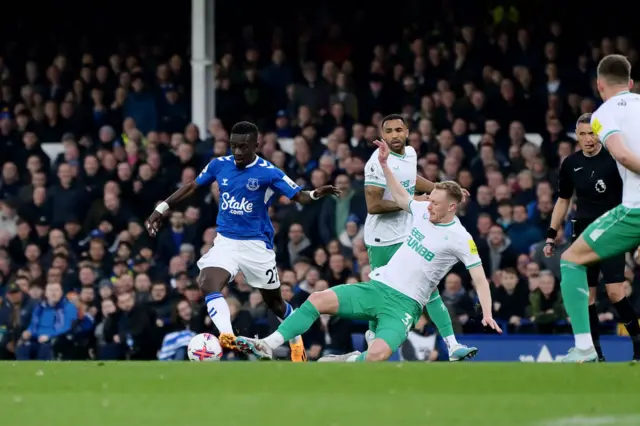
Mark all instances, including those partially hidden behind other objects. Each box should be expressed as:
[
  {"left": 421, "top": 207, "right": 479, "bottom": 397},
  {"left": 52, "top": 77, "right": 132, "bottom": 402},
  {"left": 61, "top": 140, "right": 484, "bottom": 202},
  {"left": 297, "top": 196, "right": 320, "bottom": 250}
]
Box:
[{"left": 1, "top": 0, "right": 639, "bottom": 361}]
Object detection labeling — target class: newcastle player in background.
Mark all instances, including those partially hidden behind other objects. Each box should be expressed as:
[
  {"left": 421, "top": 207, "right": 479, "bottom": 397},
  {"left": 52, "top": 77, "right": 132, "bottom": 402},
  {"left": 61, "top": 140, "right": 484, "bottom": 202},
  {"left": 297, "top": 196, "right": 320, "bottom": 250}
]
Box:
[{"left": 544, "top": 112, "right": 640, "bottom": 361}]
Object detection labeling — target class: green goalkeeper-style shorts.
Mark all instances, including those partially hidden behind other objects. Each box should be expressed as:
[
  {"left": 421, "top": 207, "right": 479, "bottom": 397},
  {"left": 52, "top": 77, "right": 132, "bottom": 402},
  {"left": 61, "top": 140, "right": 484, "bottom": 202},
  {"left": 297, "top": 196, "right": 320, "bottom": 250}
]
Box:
[
  {"left": 366, "top": 242, "right": 441, "bottom": 303},
  {"left": 332, "top": 280, "right": 422, "bottom": 352},
  {"left": 582, "top": 204, "right": 640, "bottom": 260}
]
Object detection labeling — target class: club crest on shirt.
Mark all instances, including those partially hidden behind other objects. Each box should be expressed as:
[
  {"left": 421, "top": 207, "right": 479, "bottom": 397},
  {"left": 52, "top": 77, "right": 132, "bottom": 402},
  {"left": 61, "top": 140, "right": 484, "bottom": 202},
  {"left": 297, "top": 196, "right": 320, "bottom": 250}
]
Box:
[{"left": 246, "top": 178, "right": 260, "bottom": 191}]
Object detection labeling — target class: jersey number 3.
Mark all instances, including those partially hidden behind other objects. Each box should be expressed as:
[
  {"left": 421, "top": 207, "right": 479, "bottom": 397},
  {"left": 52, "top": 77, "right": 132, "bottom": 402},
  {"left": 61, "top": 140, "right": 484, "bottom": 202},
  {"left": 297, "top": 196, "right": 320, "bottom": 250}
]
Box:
[
  {"left": 402, "top": 313, "right": 413, "bottom": 334},
  {"left": 265, "top": 266, "right": 279, "bottom": 285}
]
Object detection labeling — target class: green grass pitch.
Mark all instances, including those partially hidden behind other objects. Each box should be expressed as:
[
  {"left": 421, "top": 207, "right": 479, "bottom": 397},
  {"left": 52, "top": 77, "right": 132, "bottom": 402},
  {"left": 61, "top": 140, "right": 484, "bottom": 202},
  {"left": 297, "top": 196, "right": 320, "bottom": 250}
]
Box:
[{"left": 1, "top": 362, "right": 639, "bottom": 426}]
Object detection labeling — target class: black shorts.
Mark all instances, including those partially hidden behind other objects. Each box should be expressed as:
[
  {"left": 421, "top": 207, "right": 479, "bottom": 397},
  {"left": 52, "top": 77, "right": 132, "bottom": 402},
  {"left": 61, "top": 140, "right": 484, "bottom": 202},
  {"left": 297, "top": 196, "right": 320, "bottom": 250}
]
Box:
[{"left": 573, "top": 218, "right": 626, "bottom": 287}]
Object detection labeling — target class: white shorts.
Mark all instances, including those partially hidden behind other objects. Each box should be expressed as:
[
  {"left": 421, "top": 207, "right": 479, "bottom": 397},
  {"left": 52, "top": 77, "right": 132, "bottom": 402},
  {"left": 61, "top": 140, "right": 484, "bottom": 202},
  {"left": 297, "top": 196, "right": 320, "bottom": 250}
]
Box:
[{"left": 196, "top": 234, "right": 280, "bottom": 290}]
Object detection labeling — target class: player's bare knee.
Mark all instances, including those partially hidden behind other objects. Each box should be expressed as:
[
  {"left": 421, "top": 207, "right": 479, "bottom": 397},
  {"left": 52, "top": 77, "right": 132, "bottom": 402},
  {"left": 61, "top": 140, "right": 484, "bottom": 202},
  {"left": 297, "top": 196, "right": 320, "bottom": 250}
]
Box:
[
  {"left": 589, "top": 287, "right": 597, "bottom": 305},
  {"left": 307, "top": 290, "right": 339, "bottom": 314},
  {"left": 605, "top": 283, "right": 626, "bottom": 303},
  {"left": 365, "top": 339, "right": 392, "bottom": 362}
]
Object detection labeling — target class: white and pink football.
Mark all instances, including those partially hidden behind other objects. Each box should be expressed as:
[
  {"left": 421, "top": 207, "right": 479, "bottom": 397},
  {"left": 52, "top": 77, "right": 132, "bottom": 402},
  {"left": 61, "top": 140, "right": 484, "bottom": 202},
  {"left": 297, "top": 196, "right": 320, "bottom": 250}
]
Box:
[{"left": 187, "top": 333, "right": 223, "bottom": 361}]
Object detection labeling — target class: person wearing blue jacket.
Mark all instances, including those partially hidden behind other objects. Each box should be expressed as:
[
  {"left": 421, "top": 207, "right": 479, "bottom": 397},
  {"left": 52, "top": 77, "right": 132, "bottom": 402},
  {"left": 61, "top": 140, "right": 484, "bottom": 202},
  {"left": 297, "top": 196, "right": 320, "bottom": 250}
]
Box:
[{"left": 16, "top": 282, "right": 78, "bottom": 360}]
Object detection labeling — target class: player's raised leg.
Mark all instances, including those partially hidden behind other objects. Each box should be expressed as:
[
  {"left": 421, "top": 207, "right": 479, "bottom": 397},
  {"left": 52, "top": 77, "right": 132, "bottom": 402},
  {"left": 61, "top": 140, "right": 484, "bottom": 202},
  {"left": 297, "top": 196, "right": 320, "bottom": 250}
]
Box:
[
  {"left": 560, "top": 205, "right": 640, "bottom": 362},
  {"left": 346, "top": 281, "right": 423, "bottom": 362},
  {"left": 237, "top": 288, "right": 340, "bottom": 360},
  {"left": 237, "top": 282, "right": 379, "bottom": 360}
]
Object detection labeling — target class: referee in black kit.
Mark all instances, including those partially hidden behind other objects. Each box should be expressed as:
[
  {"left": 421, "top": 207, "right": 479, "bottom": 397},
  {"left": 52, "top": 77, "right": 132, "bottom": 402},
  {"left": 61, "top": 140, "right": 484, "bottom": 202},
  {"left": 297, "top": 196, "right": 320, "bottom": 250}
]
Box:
[{"left": 545, "top": 113, "right": 640, "bottom": 361}]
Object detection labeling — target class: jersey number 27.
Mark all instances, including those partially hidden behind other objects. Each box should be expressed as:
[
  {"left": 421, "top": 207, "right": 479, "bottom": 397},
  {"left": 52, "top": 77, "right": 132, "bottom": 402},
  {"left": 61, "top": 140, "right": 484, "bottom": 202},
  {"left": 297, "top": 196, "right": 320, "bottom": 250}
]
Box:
[{"left": 265, "top": 266, "right": 279, "bottom": 285}]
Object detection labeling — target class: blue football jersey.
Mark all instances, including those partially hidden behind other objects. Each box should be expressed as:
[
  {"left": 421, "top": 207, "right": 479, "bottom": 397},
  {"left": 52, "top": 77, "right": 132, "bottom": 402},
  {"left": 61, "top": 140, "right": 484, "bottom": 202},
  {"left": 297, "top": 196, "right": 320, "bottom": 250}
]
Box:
[{"left": 195, "top": 155, "right": 302, "bottom": 249}]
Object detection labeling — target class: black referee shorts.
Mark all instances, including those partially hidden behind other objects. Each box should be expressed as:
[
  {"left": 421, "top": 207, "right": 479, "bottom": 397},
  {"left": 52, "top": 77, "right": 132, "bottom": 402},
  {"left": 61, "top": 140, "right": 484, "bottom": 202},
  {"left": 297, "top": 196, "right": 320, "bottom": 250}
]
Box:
[{"left": 573, "top": 219, "right": 626, "bottom": 287}]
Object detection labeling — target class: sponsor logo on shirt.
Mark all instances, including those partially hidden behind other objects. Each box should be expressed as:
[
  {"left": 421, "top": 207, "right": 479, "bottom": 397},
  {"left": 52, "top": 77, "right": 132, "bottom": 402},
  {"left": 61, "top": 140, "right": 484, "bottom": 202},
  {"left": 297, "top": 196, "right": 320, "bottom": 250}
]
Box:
[
  {"left": 407, "top": 227, "right": 435, "bottom": 261},
  {"left": 220, "top": 193, "right": 253, "bottom": 215},
  {"left": 401, "top": 180, "right": 415, "bottom": 195}
]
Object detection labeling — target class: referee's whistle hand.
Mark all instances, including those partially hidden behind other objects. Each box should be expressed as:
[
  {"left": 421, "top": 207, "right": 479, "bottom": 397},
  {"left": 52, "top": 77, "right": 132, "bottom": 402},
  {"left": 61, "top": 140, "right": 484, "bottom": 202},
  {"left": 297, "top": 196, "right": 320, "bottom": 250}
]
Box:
[{"left": 543, "top": 238, "right": 555, "bottom": 258}]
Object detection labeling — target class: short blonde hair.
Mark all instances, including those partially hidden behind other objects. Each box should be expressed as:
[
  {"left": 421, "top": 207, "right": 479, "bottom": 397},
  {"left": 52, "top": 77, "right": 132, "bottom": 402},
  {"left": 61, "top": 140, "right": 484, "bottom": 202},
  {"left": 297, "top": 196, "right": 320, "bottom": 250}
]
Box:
[
  {"left": 434, "top": 180, "right": 464, "bottom": 203},
  {"left": 597, "top": 54, "right": 631, "bottom": 85}
]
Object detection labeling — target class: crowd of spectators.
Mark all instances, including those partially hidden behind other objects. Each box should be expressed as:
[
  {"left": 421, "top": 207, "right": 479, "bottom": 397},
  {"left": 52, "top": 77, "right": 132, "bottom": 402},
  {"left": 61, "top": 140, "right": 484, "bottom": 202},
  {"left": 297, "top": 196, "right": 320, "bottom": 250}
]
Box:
[{"left": 1, "top": 2, "right": 640, "bottom": 362}]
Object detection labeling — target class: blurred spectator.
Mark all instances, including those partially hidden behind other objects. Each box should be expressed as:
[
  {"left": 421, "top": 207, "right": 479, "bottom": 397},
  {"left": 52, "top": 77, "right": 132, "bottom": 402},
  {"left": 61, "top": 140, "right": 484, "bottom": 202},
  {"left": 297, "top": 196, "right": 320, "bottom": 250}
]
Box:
[
  {"left": 16, "top": 282, "right": 77, "bottom": 360},
  {"left": 492, "top": 268, "right": 530, "bottom": 333},
  {"left": 526, "top": 270, "right": 566, "bottom": 334},
  {"left": 441, "top": 273, "right": 476, "bottom": 334},
  {"left": 101, "top": 291, "right": 157, "bottom": 360},
  {"left": 0, "top": 281, "right": 35, "bottom": 358}
]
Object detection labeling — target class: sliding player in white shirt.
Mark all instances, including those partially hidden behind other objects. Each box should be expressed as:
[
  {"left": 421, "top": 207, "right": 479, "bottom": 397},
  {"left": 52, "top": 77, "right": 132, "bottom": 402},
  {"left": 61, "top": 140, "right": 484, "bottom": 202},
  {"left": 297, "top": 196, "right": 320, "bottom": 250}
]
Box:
[
  {"left": 233, "top": 140, "right": 501, "bottom": 361},
  {"left": 364, "top": 114, "right": 476, "bottom": 360}
]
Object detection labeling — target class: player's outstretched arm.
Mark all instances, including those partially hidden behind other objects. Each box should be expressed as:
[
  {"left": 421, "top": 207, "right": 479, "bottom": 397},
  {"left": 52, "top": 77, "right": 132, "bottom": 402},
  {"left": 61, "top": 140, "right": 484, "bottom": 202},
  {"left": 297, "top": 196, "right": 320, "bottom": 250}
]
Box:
[
  {"left": 292, "top": 186, "right": 341, "bottom": 204},
  {"left": 374, "top": 140, "right": 411, "bottom": 212},
  {"left": 606, "top": 134, "right": 640, "bottom": 175},
  {"left": 145, "top": 181, "right": 199, "bottom": 236},
  {"left": 147, "top": 158, "right": 221, "bottom": 236},
  {"left": 468, "top": 266, "right": 503, "bottom": 333},
  {"left": 268, "top": 166, "right": 340, "bottom": 205}
]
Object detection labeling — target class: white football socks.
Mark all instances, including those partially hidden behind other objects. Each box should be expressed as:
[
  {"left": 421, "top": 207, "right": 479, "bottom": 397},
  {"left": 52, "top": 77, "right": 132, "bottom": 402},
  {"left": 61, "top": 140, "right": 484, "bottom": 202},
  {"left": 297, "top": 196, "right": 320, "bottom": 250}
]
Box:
[
  {"left": 263, "top": 331, "right": 286, "bottom": 349},
  {"left": 205, "top": 296, "right": 234, "bottom": 335},
  {"left": 346, "top": 353, "right": 359, "bottom": 362},
  {"left": 444, "top": 335, "right": 458, "bottom": 350},
  {"left": 575, "top": 333, "right": 594, "bottom": 350}
]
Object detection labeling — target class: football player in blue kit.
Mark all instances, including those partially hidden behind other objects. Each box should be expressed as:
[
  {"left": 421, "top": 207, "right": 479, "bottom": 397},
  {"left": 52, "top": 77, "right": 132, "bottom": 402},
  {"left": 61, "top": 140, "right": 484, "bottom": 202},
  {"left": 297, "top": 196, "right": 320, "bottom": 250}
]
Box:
[{"left": 146, "top": 121, "right": 339, "bottom": 361}]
